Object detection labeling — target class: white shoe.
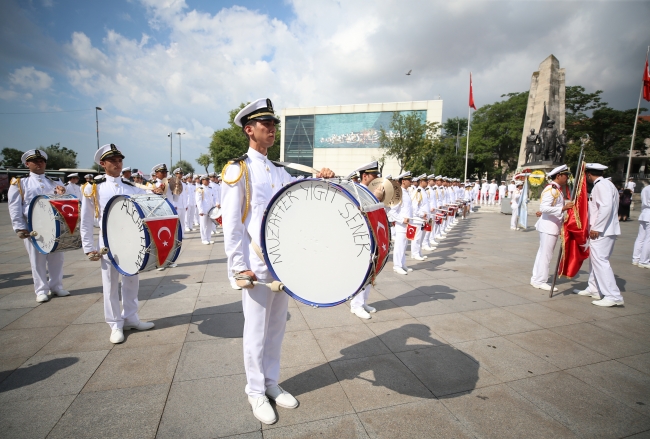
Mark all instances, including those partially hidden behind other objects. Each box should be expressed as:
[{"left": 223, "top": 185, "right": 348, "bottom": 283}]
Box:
[
  {"left": 248, "top": 396, "right": 277, "bottom": 424},
  {"left": 110, "top": 329, "right": 124, "bottom": 344},
  {"left": 157, "top": 267, "right": 166, "bottom": 271},
  {"left": 50, "top": 289, "right": 70, "bottom": 297},
  {"left": 36, "top": 293, "right": 49, "bottom": 303},
  {"left": 422, "top": 246, "right": 434, "bottom": 251},
  {"left": 632, "top": 261, "right": 639, "bottom": 266},
  {"left": 639, "top": 263, "right": 650, "bottom": 269},
  {"left": 393, "top": 267, "right": 408, "bottom": 275},
  {"left": 510, "top": 227, "right": 516, "bottom": 230},
  {"left": 407, "top": 268, "right": 413, "bottom": 272},
  {"left": 123, "top": 320, "right": 155, "bottom": 331},
  {"left": 169, "top": 263, "right": 177, "bottom": 268},
  {"left": 209, "top": 240, "right": 214, "bottom": 244},
  {"left": 429, "top": 240, "right": 439, "bottom": 246},
  {"left": 530, "top": 282, "right": 557, "bottom": 292},
  {"left": 573, "top": 289, "right": 600, "bottom": 298},
  {"left": 266, "top": 385, "right": 299, "bottom": 409},
  {"left": 231, "top": 283, "right": 242, "bottom": 290},
  {"left": 185, "top": 228, "right": 191, "bottom": 232},
  {"left": 592, "top": 298, "right": 624, "bottom": 307},
  {"left": 412, "top": 255, "right": 426, "bottom": 261},
  {"left": 202, "top": 241, "right": 211, "bottom": 245},
  {"left": 351, "top": 307, "right": 371, "bottom": 319},
  {"left": 363, "top": 304, "right": 377, "bottom": 313},
  {"left": 215, "top": 230, "right": 222, "bottom": 235}
]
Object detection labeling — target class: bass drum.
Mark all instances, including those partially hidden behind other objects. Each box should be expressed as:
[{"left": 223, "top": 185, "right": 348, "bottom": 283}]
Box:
[
  {"left": 261, "top": 179, "right": 390, "bottom": 307},
  {"left": 28, "top": 194, "right": 81, "bottom": 254},
  {"left": 103, "top": 194, "right": 183, "bottom": 276}
]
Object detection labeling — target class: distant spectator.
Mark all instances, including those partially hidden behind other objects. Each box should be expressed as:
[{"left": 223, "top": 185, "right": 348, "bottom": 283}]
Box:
[
  {"left": 626, "top": 178, "right": 636, "bottom": 192},
  {"left": 618, "top": 188, "right": 633, "bottom": 221}
]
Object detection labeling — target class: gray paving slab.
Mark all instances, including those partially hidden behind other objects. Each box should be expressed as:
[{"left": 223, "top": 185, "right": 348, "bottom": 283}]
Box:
[
  {"left": 115, "top": 315, "right": 190, "bottom": 349},
  {"left": 312, "top": 324, "right": 391, "bottom": 362},
  {"left": 0, "top": 326, "right": 66, "bottom": 359},
  {"left": 366, "top": 318, "right": 446, "bottom": 353},
  {"left": 285, "top": 308, "right": 309, "bottom": 332},
  {"left": 4, "top": 294, "right": 99, "bottom": 329},
  {"left": 262, "top": 414, "right": 369, "bottom": 439},
  {"left": 416, "top": 313, "right": 498, "bottom": 343},
  {"left": 550, "top": 322, "right": 650, "bottom": 359},
  {"left": 137, "top": 296, "right": 196, "bottom": 320},
  {"left": 175, "top": 338, "right": 244, "bottom": 382},
  {"left": 281, "top": 329, "right": 327, "bottom": 368},
  {"left": 462, "top": 307, "right": 544, "bottom": 335},
  {"left": 186, "top": 311, "right": 244, "bottom": 341},
  {"left": 503, "top": 302, "right": 582, "bottom": 328},
  {"left": 0, "top": 307, "right": 31, "bottom": 329},
  {"left": 0, "top": 356, "right": 27, "bottom": 384},
  {"left": 48, "top": 384, "right": 169, "bottom": 439},
  {"left": 0, "top": 291, "right": 42, "bottom": 309},
  {"left": 0, "top": 395, "right": 76, "bottom": 439},
  {"left": 193, "top": 292, "right": 243, "bottom": 315},
  {"left": 36, "top": 322, "right": 114, "bottom": 355}
]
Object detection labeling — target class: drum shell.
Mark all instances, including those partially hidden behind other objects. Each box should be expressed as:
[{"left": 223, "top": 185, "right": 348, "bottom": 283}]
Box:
[
  {"left": 208, "top": 206, "right": 222, "bottom": 226},
  {"left": 27, "top": 194, "right": 81, "bottom": 254}
]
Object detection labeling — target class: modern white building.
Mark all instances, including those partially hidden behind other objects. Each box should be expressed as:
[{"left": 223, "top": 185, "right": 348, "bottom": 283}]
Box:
[{"left": 280, "top": 100, "right": 443, "bottom": 177}]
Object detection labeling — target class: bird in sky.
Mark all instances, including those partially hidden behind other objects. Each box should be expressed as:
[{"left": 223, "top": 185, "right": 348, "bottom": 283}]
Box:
[{"left": 406, "top": 70, "right": 412, "bottom": 75}]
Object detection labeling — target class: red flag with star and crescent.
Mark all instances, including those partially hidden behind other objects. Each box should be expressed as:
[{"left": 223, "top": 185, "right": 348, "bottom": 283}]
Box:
[
  {"left": 144, "top": 217, "right": 179, "bottom": 266},
  {"left": 366, "top": 208, "right": 390, "bottom": 275},
  {"left": 50, "top": 199, "right": 80, "bottom": 234},
  {"left": 558, "top": 162, "right": 590, "bottom": 278}
]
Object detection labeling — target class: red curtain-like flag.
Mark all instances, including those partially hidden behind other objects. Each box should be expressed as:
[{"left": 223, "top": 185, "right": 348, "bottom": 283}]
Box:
[
  {"left": 469, "top": 73, "right": 477, "bottom": 110},
  {"left": 558, "top": 162, "right": 590, "bottom": 278},
  {"left": 643, "top": 56, "right": 650, "bottom": 101},
  {"left": 145, "top": 217, "right": 179, "bottom": 266},
  {"left": 50, "top": 199, "right": 80, "bottom": 234}
]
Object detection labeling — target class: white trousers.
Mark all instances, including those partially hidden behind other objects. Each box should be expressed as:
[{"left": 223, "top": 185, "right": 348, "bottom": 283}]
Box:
[
  {"left": 632, "top": 221, "right": 650, "bottom": 264},
  {"left": 531, "top": 232, "right": 558, "bottom": 285},
  {"left": 511, "top": 205, "right": 519, "bottom": 228},
  {"left": 351, "top": 286, "right": 369, "bottom": 309},
  {"left": 488, "top": 193, "right": 496, "bottom": 205},
  {"left": 392, "top": 227, "right": 407, "bottom": 270},
  {"left": 410, "top": 225, "right": 424, "bottom": 257},
  {"left": 176, "top": 207, "right": 186, "bottom": 233},
  {"left": 586, "top": 236, "right": 623, "bottom": 303},
  {"left": 199, "top": 214, "right": 212, "bottom": 242},
  {"left": 99, "top": 237, "right": 139, "bottom": 330},
  {"left": 480, "top": 191, "right": 488, "bottom": 204},
  {"left": 242, "top": 283, "right": 289, "bottom": 398},
  {"left": 194, "top": 206, "right": 200, "bottom": 225},
  {"left": 23, "top": 239, "right": 64, "bottom": 296},
  {"left": 185, "top": 205, "right": 195, "bottom": 230}
]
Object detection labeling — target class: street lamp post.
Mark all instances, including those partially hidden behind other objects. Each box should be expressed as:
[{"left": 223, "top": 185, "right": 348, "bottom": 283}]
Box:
[
  {"left": 176, "top": 132, "right": 184, "bottom": 163},
  {"left": 95, "top": 107, "right": 102, "bottom": 149},
  {"left": 167, "top": 133, "right": 173, "bottom": 169}
]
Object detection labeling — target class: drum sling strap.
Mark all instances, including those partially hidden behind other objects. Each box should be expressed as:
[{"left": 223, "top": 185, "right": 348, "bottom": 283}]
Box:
[{"left": 10, "top": 177, "right": 24, "bottom": 202}]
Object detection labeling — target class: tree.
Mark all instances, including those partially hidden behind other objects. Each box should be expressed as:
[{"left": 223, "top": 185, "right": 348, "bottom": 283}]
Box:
[
  {"left": 42, "top": 143, "right": 78, "bottom": 169},
  {"left": 208, "top": 103, "right": 282, "bottom": 173},
  {"left": 196, "top": 153, "right": 212, "bottom": 174},
  {"left": 0, "top": 147, "right": 24, "bottom": 167},
  {"left": 379, "top": 111, "right": 435, "bottom": 174},
  {"left": 172, "top": 160, "right": 194, "bottom": 174}
]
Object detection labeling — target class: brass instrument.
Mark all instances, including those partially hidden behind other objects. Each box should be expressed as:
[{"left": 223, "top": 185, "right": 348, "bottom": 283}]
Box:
[
  {"left": 169, "top": 175, "right": 183, "bottom": 195},
  {"left": 367, "top": 178, "right": 395, "bottom": 207}
]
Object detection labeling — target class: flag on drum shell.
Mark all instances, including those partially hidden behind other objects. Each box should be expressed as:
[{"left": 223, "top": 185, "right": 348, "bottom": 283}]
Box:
[
  {"left": 50, "top": 199, "right": 80, "bottom": 234},
  {"left": 366, "top": 208, "right": 390, "bottom": 273},
  {"left": 144, "top": 217, "right": 179, "bottom": 266},
  {"left": 423, "top": 222, "right": 432, "bottom": 232},
  {"left": 406, "top": 223, "right": 417, "bottom": 240}
]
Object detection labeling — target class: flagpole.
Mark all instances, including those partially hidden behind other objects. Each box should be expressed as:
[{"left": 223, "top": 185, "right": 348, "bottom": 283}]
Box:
[
  {"left": 624, "top": 46, "right": 650, "bottom": 187},
  {"left": 464, "top": 107, "right": 471, "bottom": 182}
]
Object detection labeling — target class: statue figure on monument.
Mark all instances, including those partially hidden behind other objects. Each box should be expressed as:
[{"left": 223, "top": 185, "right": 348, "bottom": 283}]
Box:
[
  {"left": 539, "top": 119, "right": 559, "bottom": 161},
  {"left": 554, "top": 129, "right": 567, "bottom": 164},
  {"left": 525, "top": 129, "right": 540, "bottom": 163}
]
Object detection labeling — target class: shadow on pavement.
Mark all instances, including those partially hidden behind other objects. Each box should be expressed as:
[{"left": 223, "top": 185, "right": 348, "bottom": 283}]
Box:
[{"left": 0, "top": 357, "right": 79, "bottom": 392}]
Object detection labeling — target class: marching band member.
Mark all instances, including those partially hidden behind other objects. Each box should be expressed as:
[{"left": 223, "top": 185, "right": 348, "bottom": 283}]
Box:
[
  {"left": 488, "top": 179, "right": 498, "bottom": 205},
  {"left": 573, "top": 163, "right": 624, "bottom": 306},
  {"left": 510, "top": 181, "right": 523, "bottom": 230},
  {"left": 196, "top": 175, "right": 214, "bottom": 245},
  {"left": 8, "top": 149, "right": 69, "bottom": 303},
  {"left": 171, "top": 168, "right": 188, "bottom": 237},
  {"left": 221, "top": 98, "right": 334, "bottom": 424},
  {"left": 632, "top": 185, "right": 650, "bottom": 268},
  {"left": 480, "top": 179, "right": 489, "bottom": 205},
  {"left": 423, "top": 174, "right": 438, "bottom": 250},
  {"left": 498, "top": 180, "right": 507, "bottom": 202},
  {"left": 410, "top": 175, "right": 429, "bottom": 261},
  {"left": 208, "top": 172, "right": 221, "bottom": 235},
  {"left": 507, "top": 180, "right": 515, "bottom": 198},
  {"left": 389, "top": 172, "right": 413, "bottom": 275},
  {"left": 530, "top": 165, "right": 574, "bottom": 292},
  {"left": 183, "top": 174, "right": 195, "bottom": 232},
  {"left": 65, "top": 173, "right": 82, "bottom": 200},
  {"left": 192, "top": 174, "right": 201, "bottom": 227},
  {"left": 80, "top": 144, "right": 154, "bottom": 343},
  {"left": 121, "top": 166, "right": 133, "bottom": 181},
  {"left": 350, "top": 161, "right": 383, "bottom": 320}
]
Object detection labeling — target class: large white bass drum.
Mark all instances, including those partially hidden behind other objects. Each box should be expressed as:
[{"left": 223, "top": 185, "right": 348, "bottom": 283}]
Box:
[
  {"left": 261, "top": 179, "right": 390, "bottom": 307},
  {"left": 28, "top": 194, "right": 82, "bottom": 254},
  {"left": 102, "top": 194, "right": 182, "bottom": 276}
]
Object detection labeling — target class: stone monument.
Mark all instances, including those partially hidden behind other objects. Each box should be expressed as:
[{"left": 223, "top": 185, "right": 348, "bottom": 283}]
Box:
[{"left": 517, "top": 55, "right": 566, "bottom": 168}]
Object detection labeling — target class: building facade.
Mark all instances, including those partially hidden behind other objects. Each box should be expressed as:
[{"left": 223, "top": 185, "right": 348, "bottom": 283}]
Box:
[{"left": 280, "top": 100, "right": 443, "bottom": 177}]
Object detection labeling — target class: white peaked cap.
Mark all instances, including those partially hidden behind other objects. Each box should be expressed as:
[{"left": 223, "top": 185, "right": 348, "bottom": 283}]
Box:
[
  {"left": 547, "top": 164, "right": 568, "bottom": 177},
  {"left": 585, "top": 163, "right": 608, "bottom": 171}
]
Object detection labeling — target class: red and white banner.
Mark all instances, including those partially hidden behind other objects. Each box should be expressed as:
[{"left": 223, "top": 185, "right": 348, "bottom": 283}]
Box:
[
  {"left": 469, "top": 72, "right": 477, "bottom": 110},
  {"left": 406, "top": 223, "right": 418, "bottom": 240},
  {"left": 366, "top": 209, "right": 390, "bottom": 274},
  {"left": 643, "top": 55, "right": 650, "bottom": 102},
  {"left": 144, "top": 217, "right": 179, "bottom": 266},
  {"left": 50, "top": 199, "right": 80, "bottom": 234}
]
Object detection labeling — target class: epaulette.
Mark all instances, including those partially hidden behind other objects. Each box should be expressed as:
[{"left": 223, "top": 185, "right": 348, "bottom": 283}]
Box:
[
  {"left": 95, "top": 176, "right": 107, "bottom": 185},
  {"left": 121, "top": 178, "right": 135, "bottom": 187},
  {"left": 10, "top": 176, "right": 21, "bottom": 185},
  {"left": 228, "top": 153, "right": 248, "bottom": 164},
  {"left": 270, "top": 160, "right": 284, "bottom": 168}
]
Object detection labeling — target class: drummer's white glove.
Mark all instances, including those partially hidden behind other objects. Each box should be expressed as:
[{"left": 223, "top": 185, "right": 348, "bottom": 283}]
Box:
[
  {"left": 86, "top": 247, "right": 108, "bottom": 261},
  {"left": 16, "top": 229, "right": 29, "bottom": 239},
  {"left": 234, "top": 270, "right": 257, "bottom": 289}
]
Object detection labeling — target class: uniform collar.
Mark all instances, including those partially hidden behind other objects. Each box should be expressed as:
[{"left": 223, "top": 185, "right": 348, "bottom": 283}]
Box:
[
  {"left": 29, "top": 172, "right": 44, "bottom": 178},
  {"left": 106, "top": 175, "right": 121, "bottom": 183},
  {"left": 593, "top": 176, "right": 603, "bottom": 185},
  {"left": 247, "top": 147, "right": 268, "bottom": 162}
]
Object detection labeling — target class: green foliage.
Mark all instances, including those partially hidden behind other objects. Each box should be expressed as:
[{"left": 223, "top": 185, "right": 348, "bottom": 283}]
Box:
[
  {"left": 42, "top": 143, "right": 78, "bottom": 169},
  {"left": 196, "top": 153, "right": 212, "bottom": 174},
  {"left": 379, "top": 111, "right": 436, "bottom": 174},
  {"left": 468, "top": 91, "right": 528, "bottom": 178},
  {"left": 442, "top": 117, "right": 468, "bottom": 138},
  {"left": 172, "top": 160, "right": 195, "bottom": 174},
  {"left": 0, "top": 147, "right": 24, "bottom": 167},
  {"left": 208, "top": 103, "right": 281, "bottom": 173}
]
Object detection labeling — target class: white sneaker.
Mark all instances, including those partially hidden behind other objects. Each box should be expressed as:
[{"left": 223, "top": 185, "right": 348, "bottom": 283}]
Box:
[
  {"left": 351, "top": 307, "right": 371, "bottom": 319},
  {"left": 429, "top": 240, "right": 439, "bottom": 246},
  {"left": 123, "top": 320, "right": 155, "bottom": 331},
  {"left": 202, "top": 241, "right": 211, "bottom": 245},
  {"left": 573, "top": 289, "right": 600, "bottom": 298},
  {"left": 530, "top": 282, "right": 557, "bottom": 292},
  {"left": 266, "top": 385, "right": 299, "bottom": 409},
  {"left": 407, "top": 268, "right": 413, "bottom": 272},
  {"left": 215, "top": 230, "right": 222, "bottom": 235},
  {"left": 422, "top": 246, "right": 435, "bottom": 251},
  {"left": 169, "top": 263, "right": 177, "bottom": 268},
  {"left": 412, "top": 255, "right": 425, "bottom": 261},
  {"left": 362, "top": 304, "right": 377, "bottom": 313},
  {"left": 110, "top": 329, "right": 124, "bottom": 344},
  {"left": 639, "top": 263, "right": 650, "bottom": 269},
  {"left": 156, "top": 267, "right": 166, "bottom": 271},
  {"left": 632, "top": 261, "right": 639, "bottom": 266},
  {"left": 393, "top": 267, "right": 408, "bottom": 275},
  {"left": 209, "top": 240, "right": 214, "bottom": 244},
  {"left": 51, "top": 289, "right": 70, "bottom": 297},
  {"left": 592, "top": 298, "right": 624, "bottom": 307},
  {"left": 36, "top": 293, "right": 49, "bottom": 303},
  {"left": 248, "top": 396, "right": 277, "bottom": 424}
]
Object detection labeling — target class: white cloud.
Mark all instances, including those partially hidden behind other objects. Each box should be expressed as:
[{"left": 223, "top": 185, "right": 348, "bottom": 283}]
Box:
[{"left": 9, "top": 66, "right": 53, "bottom": 91}]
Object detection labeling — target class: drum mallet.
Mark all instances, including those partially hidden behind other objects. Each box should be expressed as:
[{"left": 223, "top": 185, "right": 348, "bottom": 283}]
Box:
[
  {"left": 29, "top": 231, "right": 38, "bottom": 237},
  {"left": 88, "top": 247, "right": 109, "bottom": 261},
  {"left": 234, "top": 274, "right": 285, "bottom": 292}
]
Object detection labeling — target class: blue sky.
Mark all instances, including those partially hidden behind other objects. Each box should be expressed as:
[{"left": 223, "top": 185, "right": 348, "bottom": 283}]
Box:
[{"left": 1, "top": 0, "right": 649, "bottom": 171}]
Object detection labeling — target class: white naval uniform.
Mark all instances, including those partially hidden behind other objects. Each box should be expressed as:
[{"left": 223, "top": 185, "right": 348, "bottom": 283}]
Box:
[
  {"left": 8, "top": 173, "right": 66, "bottom": 297},
  {"left": 473, "top": 183, "right": 480, "bottom": 203},
  {"left": 584, "top": 177, "right": 623, "bottom": 302},
  {"left": 432, "top": 186, "right": 444, "bottom": 240},
  {"left": 480, "top": 182, "right": 488, "bottom": 204},
  {"left": 195, "top": 184, "right": 214, "bottom": 243},
  {"left": 351, "top": 180, "right": 375, "bottom": 310},
  {"left": 633, "top": 185, "right": 650, "bottom": 265},
  {"left": 422, "top": 187, "right": 434, "bottom": 246},
  {"left": 170, "top": 184, "right": 187, "bottom": 232},
  {"left": 488, "top": 183, "right": 498, "bottom": 205},
  {"left": 80, "top": 175, "right": 145, "bottom": 330},
  {"left": 183, "top": 182, "right": 194, "bottom": 230},
  {"left": 410, "top": 188, "right": 427, "bottom": 258},
  {"left": 65, "top": 182, "right": 82, "bottom": 200},
  {"left": 221, "top": 147, "right": 295, "bottom": 399},
  {"left": 531, "top": 183, "right": 565, "bottom": 285},
  {"left": 208, "top": 181, "right": 221, "bottom": 234},
  {"left": 498, "top": 184, "right": 506, "bottom": 202},
  {"left": 510, "top": 188, "right": 522, "bottom": 229},
  {"left": 389, "top": 187, "right": 413, "bottom": 270},
  {"left": 507, "top": 183, "right": 515, "bottom": 198}
]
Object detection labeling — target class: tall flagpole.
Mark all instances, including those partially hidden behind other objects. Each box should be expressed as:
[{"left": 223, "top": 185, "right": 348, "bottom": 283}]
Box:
[
  {"left": 464, "top": 107, "right": 471, "bottom": 182},
  {"left": 624, "top": 45, "right": 650, "bottom": 187}
]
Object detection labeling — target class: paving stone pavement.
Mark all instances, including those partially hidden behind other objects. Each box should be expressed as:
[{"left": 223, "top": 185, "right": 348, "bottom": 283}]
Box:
[{"left": 1, "top": 202, "right": 649, "bottom": 439}]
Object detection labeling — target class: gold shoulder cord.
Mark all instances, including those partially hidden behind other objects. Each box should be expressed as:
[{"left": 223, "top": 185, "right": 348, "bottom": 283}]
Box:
[
  {"left": 83, "top": 184, "right": 100, "bottom": 218},
  {"left": 10, "top": 177, "right": 23, "bottom": 202},
  {"left": 221, "top": 160, "right": 250, "bottom": 223}
]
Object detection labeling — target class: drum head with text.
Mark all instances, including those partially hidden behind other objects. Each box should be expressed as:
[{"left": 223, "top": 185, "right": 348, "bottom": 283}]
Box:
[
  {"left": 261, "top": 179, "right": 375, "bottom": 307},
  {"left": 28, "top": 195, "right": 58, "bottom": 253}
]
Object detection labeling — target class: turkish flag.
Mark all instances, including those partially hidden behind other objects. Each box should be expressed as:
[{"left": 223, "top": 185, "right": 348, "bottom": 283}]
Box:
[
  {"left": 558, "top": 162, "right": 590, "bottom": 278},
  {"left": 423, "top": 222, "right": 432, "bottom": 232},
  {"left": 50, "top": 199, "right": 80, "bottom": 234},
  {"left": 366, "top": 208, "right": 390, "bottom": 275},
  {"left": 435, "top": 215, "right": 444, "bottom": 225},
  {"left": 643, "top": 56, "right": 650, "bottom": 101},
  {"left": 406, "top": 223, "right": 417, "bottom": 240},
  {"left": 144, "top": 217, "right": 179, "bottom": 266},
  {"left": 469, "top": 72, "right": 477, "bottom": 110}
]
